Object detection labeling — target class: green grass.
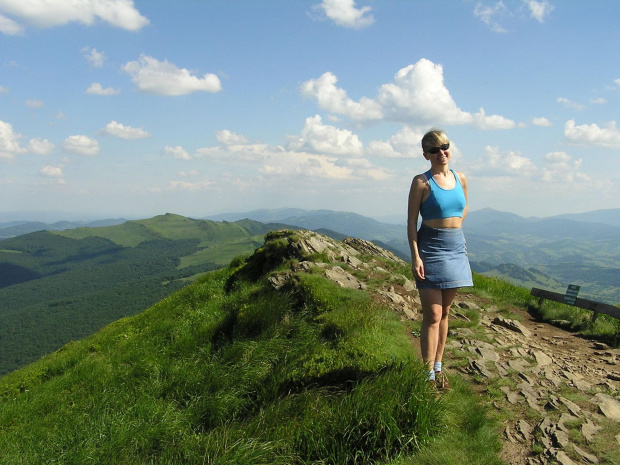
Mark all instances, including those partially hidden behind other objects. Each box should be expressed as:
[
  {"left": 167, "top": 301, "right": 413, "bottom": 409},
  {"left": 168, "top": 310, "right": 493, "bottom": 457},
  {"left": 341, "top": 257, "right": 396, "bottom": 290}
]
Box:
[{"left": 0, "top": 230, "right": 504, "bottom": 464}]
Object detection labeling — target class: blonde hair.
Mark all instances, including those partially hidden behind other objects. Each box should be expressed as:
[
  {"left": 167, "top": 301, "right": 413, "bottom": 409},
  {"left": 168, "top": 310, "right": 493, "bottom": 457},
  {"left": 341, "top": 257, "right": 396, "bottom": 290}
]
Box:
[{"left": 421, "top": 128, "right": 449, "bottom": 153}]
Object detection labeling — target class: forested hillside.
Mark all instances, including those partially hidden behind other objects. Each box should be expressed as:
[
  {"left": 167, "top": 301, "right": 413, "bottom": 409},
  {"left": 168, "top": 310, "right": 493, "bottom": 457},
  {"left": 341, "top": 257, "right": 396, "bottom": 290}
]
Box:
[{"left": 0, "top": 214, "right": 290, "bottom": 375}]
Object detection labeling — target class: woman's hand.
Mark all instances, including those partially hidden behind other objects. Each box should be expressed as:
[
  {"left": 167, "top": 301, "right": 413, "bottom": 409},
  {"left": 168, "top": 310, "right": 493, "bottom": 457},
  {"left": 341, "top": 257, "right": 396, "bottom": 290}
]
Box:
[{"left": 412, "top": 258, "right": 425, "bottom": 281}]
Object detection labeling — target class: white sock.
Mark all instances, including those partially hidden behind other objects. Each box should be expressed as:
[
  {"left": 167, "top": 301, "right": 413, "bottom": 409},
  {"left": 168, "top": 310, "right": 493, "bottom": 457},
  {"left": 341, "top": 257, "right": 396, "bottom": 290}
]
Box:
[
  {"left": 434, "top": 361, "right": 442, "bottom": 373},
  {"left": 427, "top": 369, "right": 436, "bottom": 381}
]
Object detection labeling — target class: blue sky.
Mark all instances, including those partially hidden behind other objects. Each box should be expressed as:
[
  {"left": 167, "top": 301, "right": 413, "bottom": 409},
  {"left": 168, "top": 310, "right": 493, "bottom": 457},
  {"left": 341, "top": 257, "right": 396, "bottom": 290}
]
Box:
[{"left": 1, "top": 0, "right": 619, "bottom": 222}]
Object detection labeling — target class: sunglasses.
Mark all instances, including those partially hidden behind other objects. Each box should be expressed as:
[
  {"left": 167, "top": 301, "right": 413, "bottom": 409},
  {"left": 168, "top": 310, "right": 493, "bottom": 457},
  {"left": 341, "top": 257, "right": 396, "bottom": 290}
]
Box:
[{"left": 426, "top": 143, "right": 450, "bottom": 154}]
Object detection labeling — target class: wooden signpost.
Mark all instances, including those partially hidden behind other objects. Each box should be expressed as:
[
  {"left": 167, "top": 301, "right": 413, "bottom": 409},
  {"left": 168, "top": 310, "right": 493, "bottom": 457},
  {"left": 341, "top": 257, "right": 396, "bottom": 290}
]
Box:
[{"left": 531, "top": 286, "right": 620, "bottom": 322}]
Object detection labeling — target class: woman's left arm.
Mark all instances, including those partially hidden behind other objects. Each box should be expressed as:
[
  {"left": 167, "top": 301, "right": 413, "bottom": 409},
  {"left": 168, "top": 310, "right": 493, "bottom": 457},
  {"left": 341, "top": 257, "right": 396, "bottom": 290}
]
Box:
[{"left": 458, "top": 171, "right": 468, "bottom": 221}]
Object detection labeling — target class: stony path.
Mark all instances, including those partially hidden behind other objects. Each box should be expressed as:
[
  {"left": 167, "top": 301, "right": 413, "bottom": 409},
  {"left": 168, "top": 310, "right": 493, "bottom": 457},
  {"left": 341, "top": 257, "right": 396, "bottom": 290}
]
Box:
[{"left": 443, "top": 294, "right": 620, "bottom": 464}]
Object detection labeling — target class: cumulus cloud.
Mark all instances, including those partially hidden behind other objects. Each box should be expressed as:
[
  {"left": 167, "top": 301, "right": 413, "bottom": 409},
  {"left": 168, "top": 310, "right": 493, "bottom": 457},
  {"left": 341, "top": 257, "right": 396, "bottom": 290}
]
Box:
[
  {"left": 216, "top": 129, "right": 249, "bottom": 146},
  {"left": 86, "top": 82, "right": 121, "bottom": 95},
  {"left": 122, "top": 55, "right": 222, "bottom": 96},
  {"left": 564, "top": 120, "right": 620, "bottom": 148},
  {"left": 102, "top": 121, "right": 150, "bottom": 139},
  {"left": 40, "top": 164, "right": 63, "bottom": 178},
  {"left": 0, "top": 13, "right": 22, "bottom": 35},
  {"left": 557, "top": 97, "right": 584, "bottom": 110},
  {"left": 0, "top": 122, "right": 24, "bottom": 160},
  {"left": 314, "top": 0, "right": 374, "bottom": 29},
  {"left": 301, "top": 71, "right": 382, "bottom": 121},
  {"left": 62, "top": 135, "right": 100, "bottom": 156},
  {"left": 164, "top": 145, "right": 191, "bottom": 160},
  {"left": 524, "top": 0, "right": 554, "bottom": 23},
  {"left": 82, "top": 46, "right": 105, "bottom": 68},
  {"left": 367, "top": 126, "right": 424, "bottom": 159},
  {"left": 288, "top": 115, "right": 364, "bottom": 156},
  {"left": 27, "top": 137, "right": 55, "bottom": 154},
  {"left": 473, "top": 145, "right": 537, "bottom": 176},
  {"left": 472, "top": 107, "right": 516, "bottom": 130},
  {"left": 590, "top": 98, "right": 606, "bottom": 105},
  {"left": 0, "top": 0, "right": 149, "bottom": 31},
  {"left": 0, "top": 85, "right": 8, "bottom": 93},
  {"left": 302, "top": 59, "right": 513, "bottom": 129},
  {"left": 541, "top": 151, "right": 590, "bottom": 183},
  {"left": 532, "top": 117, "right": 552, "bottom": 127}
]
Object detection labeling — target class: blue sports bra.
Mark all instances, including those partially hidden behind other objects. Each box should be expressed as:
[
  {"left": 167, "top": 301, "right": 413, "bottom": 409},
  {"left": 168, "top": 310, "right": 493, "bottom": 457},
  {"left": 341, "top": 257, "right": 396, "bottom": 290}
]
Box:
[{"left": 419, "top": 169, "right": 466, "bottom": 220}]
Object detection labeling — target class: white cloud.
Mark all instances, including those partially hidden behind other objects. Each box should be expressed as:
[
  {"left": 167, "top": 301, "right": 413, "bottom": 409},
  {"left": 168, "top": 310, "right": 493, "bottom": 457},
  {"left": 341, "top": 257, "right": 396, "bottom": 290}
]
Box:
[
  {"left": 216, "top": 129, "right": 249, "bottom": 146},
  {"left": 0, "top": 0, "right": 149, "bottom": 31},
  {"left": 122, "top": 55, "right": 222, "bottom": 96},
  {"left": 164, "top": 145, "right": 192, "bottom": 160},
  {"left": 288, "top": 115, "right": 364, "bottom": 156},
  {"left": 62, "top": 135, "right": 100, "bottom": 156},
  {"left": 301, "top": 71, "right": 382, "bottom": 121},
  {"left": 0, "top": 12, "right": 23, "bottom": 35},
  {"left": 557, "top": 97, "right": 584, "bottom": 110},
  {"left": 26, "top": 99, "right": 44, "bottom": 108},
  {"left": 40, "top": 164, "right": 63, "bottom": 177},
  {"left": 564, "top": 120, "right": 620, "bottom": 148},
  {"left": 27, "top": 137, "right": 55, "bottom": 154},
  {"left": 302, "top": 59, "right": 488, "bottom": 127},
  {"left": 541, "top": 151, "right": 590, "bottom": 183},
  {"left": 367, "top": 126, "right": 424, "bottom": 159},
  {"left": 82, "top": 46, "right": 105, "bottom": 68},
  {"left": 474, "top": 1, "right": 509, "bottom": 33},
  {"left": 86, "top": 82, "right": 121, "bottom": 95},
  {"left": 472, "top": 107, "right": 515, "bottom": 130},
  {"left": 314, "top": 0, "right": 374, "bottom": 29},
  {"left": 590, "top": 97, "right": 606, "bottom": 105},
  {"left": 0, "top": 85, "right": 8, "bottom": 93},
  {"left": 532, "top": 117, "right": 552, "bottom": 127},
  {"left": 523, "top": 0, "right": 554, "bottom": 23},
  {"left": 102, "top": 121, "right": 150, "bottom": 139},
  {"left": 0, "top": 120, "right": 26, "bottom": 160},
  {"left": 615, "top": 78, "right": 620, "bottom": 87},
  {"left": 473, "top": 145, "right": 537, "bottom": 176}
]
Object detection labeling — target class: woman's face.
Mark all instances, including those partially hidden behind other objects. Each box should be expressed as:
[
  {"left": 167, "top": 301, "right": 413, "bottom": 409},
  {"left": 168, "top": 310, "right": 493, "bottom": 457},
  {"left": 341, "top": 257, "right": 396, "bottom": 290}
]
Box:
[{"left": 423, "top": 141, "right": 450, "bottom": 165}]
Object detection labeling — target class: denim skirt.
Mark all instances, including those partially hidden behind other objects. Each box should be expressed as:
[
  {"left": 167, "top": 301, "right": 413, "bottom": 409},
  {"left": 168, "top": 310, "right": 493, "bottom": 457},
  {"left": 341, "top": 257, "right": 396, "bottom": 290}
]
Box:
[{"left": 415, "top": 225, "right": 473, "bottom": 290}]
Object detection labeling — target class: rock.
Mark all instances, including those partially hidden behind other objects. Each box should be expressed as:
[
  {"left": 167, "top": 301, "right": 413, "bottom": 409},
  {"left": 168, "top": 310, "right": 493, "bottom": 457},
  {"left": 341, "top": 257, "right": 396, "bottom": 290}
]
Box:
[
  {"left": 572, "top": 444, "right": 599, "bottom": 463},
  {"left": 476, "top": 347, "right": 500, "bottom": 362},
  {"left": 545, "top": 395, "right": 561, "bottom": 410},
  {"left": 323, "top": 266, "right": 367, "bottom": 290},
  {"left": 501, "top": 386, "right": 520, "bottom": 404},
  {"left": 581, "top": 420, "right": 602, "bottom": 442},
  {"left": 508, "top": 359, "right": 531, "bottom": 372},
  {"left": 469, "top": 360, "right": 493, "bottom": 378},
  {"left": 533, "top": 350, "right": 553, "bottom": 366},
  {"left": 553, "top": 450, "right": 578, "bottom": 465},
  {"left": 492, "top": 317, "right": 532, "bottom": 337},
  {"left": 552, "top": 429, "right": 570, "bottom": 448},
  {"left": 559, "top": 397, "right": 581, "bottom": 416},
  {"left": 516, "top": 419, "right": 532, "bottom": 441},
  {"left": 590, "top": 393, "right": 620, "bottom": 422}
]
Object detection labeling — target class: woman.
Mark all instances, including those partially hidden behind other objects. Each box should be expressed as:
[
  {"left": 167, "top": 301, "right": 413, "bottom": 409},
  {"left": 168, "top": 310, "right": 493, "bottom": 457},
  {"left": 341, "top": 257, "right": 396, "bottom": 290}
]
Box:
[{"left": 407, "top": 129, "right": 473, "bottom": 390}]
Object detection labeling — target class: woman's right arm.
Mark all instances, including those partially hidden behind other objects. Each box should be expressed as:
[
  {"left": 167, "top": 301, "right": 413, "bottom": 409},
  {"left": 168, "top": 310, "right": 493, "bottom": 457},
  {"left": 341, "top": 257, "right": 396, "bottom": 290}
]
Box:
[{"left": 407, "top": 175, "right": 427, "bottom": 281}]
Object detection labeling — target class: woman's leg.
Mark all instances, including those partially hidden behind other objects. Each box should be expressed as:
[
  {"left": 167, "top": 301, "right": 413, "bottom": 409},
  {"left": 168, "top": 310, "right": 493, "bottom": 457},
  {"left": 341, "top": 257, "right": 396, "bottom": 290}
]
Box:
[
  {"left": 419, "top": 288, "right": 444, "bottom": 373},
  {"left": 434, "top": 288, "right": 458, "bottom": 364}
]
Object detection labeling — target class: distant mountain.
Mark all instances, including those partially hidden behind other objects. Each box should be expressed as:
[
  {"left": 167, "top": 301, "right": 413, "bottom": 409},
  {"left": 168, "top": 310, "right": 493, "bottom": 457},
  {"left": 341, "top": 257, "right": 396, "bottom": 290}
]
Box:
[
  {"left": 553, "top": 208, "right": 620, "bottom": 229},
  {"left": 206, "top": 208, "right": 405, "bottom": 243},
  {"left": 0, "top": 218, "right": 128, "bottom": 240}
]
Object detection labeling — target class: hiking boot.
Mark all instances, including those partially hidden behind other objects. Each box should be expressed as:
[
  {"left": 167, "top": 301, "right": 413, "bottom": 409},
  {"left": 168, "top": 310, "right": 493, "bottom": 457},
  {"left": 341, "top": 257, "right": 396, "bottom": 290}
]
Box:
[{"left": 435, "top": 371, "right": 450, "bottom": 390}]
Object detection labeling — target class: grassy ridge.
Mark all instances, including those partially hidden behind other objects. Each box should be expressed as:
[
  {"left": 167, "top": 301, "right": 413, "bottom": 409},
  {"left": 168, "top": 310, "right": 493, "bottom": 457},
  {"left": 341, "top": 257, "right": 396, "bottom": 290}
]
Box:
[
  {"left": 0, "top": 231, "right": 502, "bottom": 464},
  {"left": 0, "top": 215, "right": 288, "bottom": 375}
]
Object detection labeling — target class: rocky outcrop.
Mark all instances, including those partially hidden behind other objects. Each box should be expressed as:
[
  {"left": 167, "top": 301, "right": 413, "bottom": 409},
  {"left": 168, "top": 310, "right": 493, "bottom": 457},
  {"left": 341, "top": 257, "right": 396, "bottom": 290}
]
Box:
[{"left": 263, "top": 230, "right": 620, "bottom": 465}]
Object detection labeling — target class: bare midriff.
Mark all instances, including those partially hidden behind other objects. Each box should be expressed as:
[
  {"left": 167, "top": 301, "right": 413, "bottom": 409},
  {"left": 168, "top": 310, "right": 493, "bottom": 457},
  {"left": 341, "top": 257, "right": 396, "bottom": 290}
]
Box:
[{"left": 421, "top": 216, "right": 463, "bottom": 229}]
